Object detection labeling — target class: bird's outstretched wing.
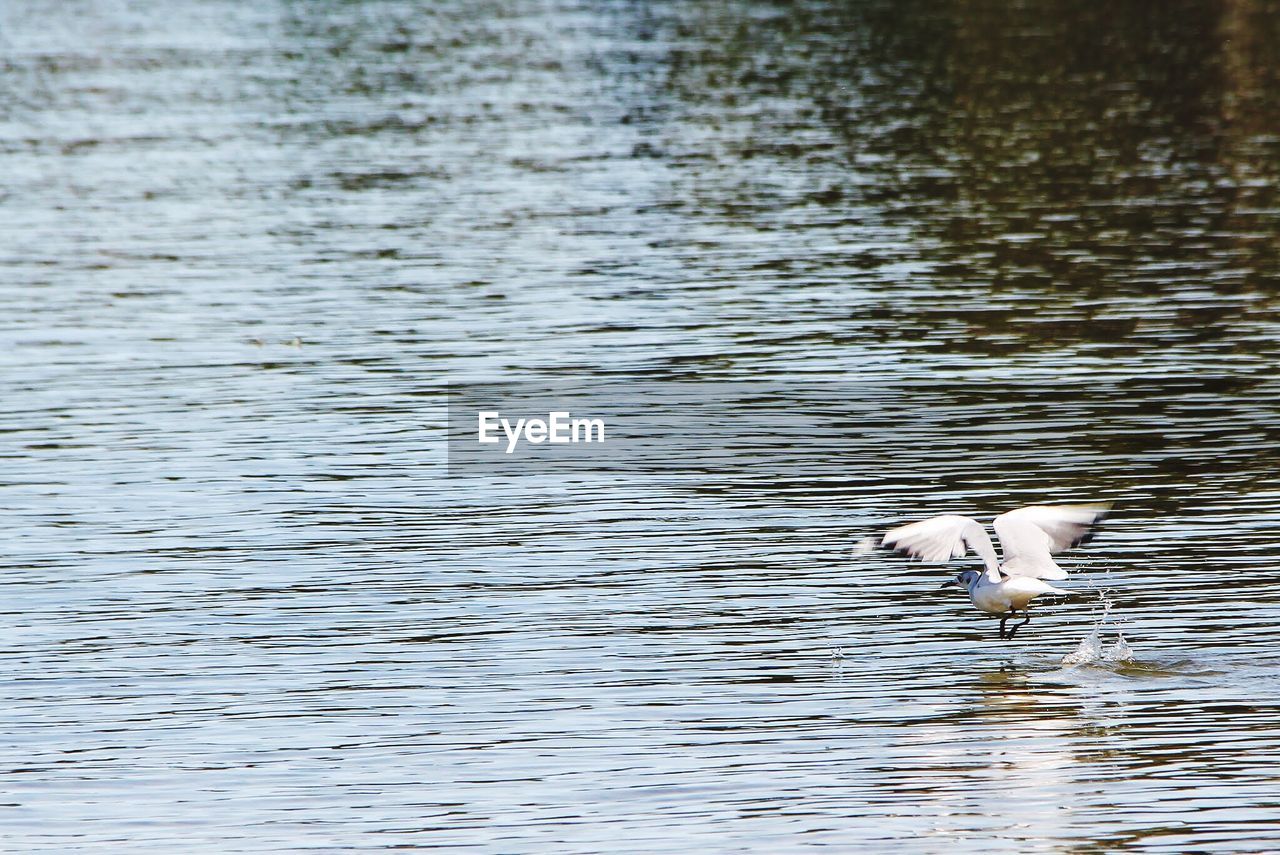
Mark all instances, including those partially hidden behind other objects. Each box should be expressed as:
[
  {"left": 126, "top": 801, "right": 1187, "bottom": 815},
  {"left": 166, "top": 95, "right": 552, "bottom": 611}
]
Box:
[
  {"left": 992, "top": 503, "right": 1110, "bottom": 580},
  {"left": 881, "top": 514, "right": 1001, "bottom": 581}
]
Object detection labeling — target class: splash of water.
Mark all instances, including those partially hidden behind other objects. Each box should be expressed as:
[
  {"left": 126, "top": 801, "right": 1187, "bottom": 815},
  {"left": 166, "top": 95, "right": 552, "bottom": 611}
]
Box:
[
  {"left": 1061, "top": 585, "right": 1132, "bottom": 666},
  {"left": 827, "top": 644, "right": 847, "bottom": 677},
  {"left": 1109, "top": 633, "right": 1133, "bottom": 662},
  {"left": 1062, "top": 627, "right": 1132, "bottom": 665},
  {"left": 1061, "top": 627, "right": 1104, "bottom": 666}
]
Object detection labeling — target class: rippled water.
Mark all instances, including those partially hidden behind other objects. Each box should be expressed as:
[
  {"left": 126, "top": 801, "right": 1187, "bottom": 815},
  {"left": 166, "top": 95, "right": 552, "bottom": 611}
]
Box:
[{"left": 4, "top": 0, "right": 1280, "bottom": 850}]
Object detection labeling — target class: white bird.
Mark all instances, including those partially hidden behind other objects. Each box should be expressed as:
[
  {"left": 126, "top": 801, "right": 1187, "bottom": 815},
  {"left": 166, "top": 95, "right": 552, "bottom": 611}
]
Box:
[{"left": 881, "top": 503, "right": 1111, "bottom": 639}]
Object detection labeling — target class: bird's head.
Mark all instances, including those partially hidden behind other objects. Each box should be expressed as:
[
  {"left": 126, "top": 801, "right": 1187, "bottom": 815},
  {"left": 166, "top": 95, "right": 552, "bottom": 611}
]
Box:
[{"left": 940, "top": 570, "right": 982, "bottom": 591}]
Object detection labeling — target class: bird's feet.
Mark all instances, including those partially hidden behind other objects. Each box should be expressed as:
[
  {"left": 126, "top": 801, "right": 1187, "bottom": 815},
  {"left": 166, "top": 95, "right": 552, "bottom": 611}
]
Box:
[{"left": 999, "top": 610, "right": 1031, "bottom": 640}]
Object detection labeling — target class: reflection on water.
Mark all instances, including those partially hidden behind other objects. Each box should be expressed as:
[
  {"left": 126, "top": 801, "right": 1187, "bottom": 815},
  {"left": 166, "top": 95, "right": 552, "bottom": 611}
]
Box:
[{"left": 3, "top": 0, "right": 1280, "bottom": 849}]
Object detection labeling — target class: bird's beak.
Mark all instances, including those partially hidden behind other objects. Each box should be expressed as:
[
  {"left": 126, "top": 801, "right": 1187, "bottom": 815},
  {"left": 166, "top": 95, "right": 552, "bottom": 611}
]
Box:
[{"left": 939, "top": 580, "right": 959, "bottom": 589}]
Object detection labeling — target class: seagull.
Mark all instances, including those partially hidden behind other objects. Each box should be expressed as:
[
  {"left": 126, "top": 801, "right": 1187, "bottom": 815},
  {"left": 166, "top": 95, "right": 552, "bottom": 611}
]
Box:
[{"left": 881, "top": 503, "right": 1110, "bottom": 639}]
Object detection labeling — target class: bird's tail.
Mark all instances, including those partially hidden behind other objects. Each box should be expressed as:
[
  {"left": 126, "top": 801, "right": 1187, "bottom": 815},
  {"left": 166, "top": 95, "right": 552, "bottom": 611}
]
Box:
[{"left": 1046, "top": 585, "right": 1072, "bottom": 596}]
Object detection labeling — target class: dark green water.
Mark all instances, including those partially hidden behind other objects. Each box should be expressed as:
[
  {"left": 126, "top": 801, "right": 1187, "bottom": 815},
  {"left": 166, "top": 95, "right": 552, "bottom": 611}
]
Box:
[{"left": 3, "top": 0, "right": 1280, "bottom": 850}]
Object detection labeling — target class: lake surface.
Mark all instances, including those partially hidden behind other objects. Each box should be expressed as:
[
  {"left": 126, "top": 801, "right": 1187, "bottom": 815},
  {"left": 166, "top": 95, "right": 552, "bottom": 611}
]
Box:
[{"left": 3, "top": 0, "right": 1280, "bottom": 850}]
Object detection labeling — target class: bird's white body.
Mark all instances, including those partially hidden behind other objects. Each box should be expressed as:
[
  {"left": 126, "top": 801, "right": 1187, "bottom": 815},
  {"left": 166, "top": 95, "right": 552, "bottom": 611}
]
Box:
[
  {"left": 966, "top": 573, "right": 1070, "bottom": 616},
  {"left": 880, "top": 503, "right": 1110, "bottom": 638}
]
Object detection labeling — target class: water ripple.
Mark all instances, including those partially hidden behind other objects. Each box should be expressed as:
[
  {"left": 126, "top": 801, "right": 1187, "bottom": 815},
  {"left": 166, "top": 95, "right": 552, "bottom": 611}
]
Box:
[{"left": 3, "top": 0, "right": 1280, "bottom": 850}]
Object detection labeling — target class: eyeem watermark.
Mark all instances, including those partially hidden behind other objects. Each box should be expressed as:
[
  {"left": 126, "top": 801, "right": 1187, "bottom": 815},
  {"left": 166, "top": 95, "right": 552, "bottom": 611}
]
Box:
[
  {"left": 448, "top": 379, "right": 1153, "bottom": 475},
  {"left": 478, "top": 411, "right": 606, "bottom": 454}
]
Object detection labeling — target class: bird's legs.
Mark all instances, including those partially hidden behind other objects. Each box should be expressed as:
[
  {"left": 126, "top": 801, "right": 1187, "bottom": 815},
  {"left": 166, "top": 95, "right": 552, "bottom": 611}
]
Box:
[{"left": 1003, "top": 609, "right": 1032, "bottom": 640}]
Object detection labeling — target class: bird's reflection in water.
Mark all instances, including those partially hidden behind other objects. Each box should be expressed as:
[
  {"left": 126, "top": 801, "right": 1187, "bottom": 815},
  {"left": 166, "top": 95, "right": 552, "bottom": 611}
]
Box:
[{"left": 893, "top": 665, "right": 1095, "bottom": 840}]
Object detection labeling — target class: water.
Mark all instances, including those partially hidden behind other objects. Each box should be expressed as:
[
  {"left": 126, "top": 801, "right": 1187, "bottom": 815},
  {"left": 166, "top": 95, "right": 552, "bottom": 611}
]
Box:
[{"left": 3, "top": 0, "right": 1280, "bottom": 850}]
